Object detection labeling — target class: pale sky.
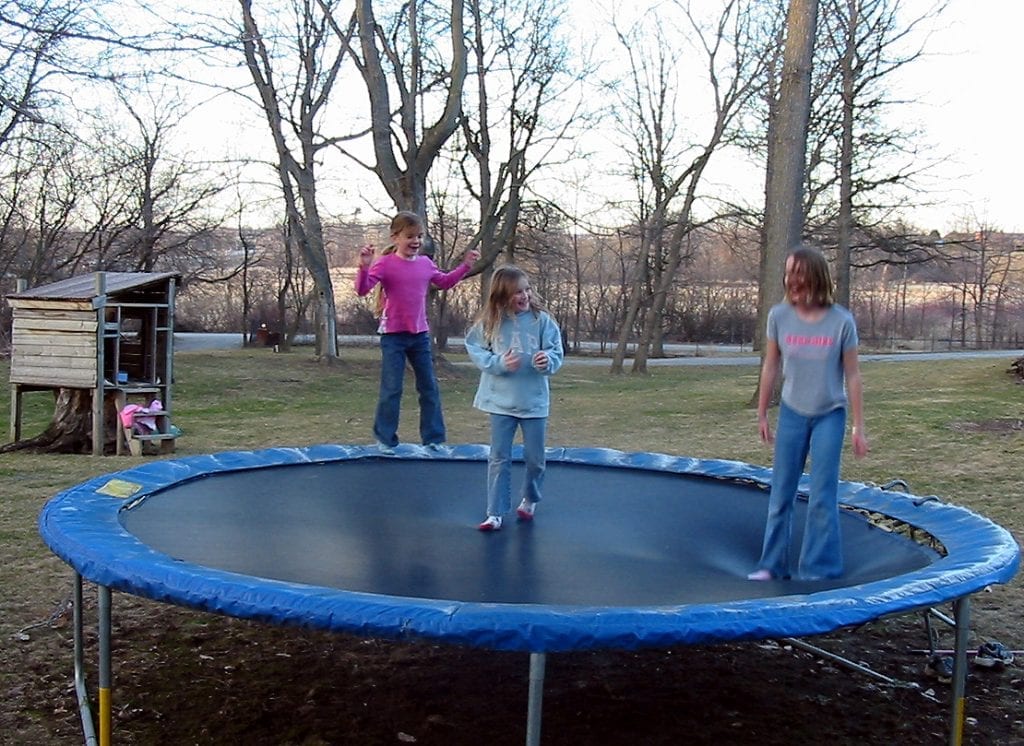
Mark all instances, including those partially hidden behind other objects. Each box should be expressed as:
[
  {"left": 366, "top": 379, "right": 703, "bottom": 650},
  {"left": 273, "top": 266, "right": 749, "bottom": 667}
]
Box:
[
  {"left": 172, "top": 0, "right": 1021, "bottom": 235},
  {"left": 892, "top": 0, "right": 1023, "bottom": 233},
  {"left": 580, "top": 0, "right": 1024, "bottom": 236}
]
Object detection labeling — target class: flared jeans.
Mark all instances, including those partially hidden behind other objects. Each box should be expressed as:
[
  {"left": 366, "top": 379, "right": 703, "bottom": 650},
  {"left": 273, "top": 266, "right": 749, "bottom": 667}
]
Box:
[{"left": 756, "top": 403, "right": 846, "bottom": 580}]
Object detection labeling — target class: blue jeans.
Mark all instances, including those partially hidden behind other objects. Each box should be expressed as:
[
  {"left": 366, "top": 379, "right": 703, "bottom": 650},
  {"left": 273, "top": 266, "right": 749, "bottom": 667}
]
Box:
[
  {"left": 373, "top": 332, "right": 446, "bottom": 447},
  {"left": 486, "top": 414, "right": 547, "bottom": 517},
  {"left": 756, "top": 403, "right": 846, "bottom": 580}
]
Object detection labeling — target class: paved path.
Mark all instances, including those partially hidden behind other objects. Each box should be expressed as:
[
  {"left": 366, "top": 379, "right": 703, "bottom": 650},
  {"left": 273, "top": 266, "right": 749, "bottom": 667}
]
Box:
[
  {"left": 174, "top": 333, "right": 1023, "bottom": 367},
  {"left": 566, "top": 348, "right": 1024, "bottom": 368}
]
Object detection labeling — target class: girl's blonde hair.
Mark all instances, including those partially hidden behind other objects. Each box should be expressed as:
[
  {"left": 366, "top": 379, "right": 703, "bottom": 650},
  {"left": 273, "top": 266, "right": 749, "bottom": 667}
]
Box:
[
  {"left": 389, "top": 210, "right": 423, "bottom": 238},
  {"left": 374, "top": 211, "right": 425, "bottom": 316},
  {"left": 476, "top": 265, "right": 545, "bottom": 344}
]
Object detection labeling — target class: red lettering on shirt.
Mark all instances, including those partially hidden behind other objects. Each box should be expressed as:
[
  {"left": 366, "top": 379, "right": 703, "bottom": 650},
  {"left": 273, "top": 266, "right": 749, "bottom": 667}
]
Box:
[{"left": 785, "top": 334, "right": 835, "bottom": 347}]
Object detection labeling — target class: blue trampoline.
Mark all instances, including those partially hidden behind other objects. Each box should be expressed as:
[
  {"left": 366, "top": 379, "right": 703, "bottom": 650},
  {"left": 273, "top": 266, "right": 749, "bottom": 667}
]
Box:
[{"left": 40, "top": 444, "right": 1019, "bottom": 746}]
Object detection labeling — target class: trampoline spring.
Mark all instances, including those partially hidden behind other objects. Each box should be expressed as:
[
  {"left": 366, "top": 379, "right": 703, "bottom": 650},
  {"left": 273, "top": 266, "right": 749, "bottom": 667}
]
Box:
[{"left": 879, "top": 479, "right": 911, "bottom": 493}]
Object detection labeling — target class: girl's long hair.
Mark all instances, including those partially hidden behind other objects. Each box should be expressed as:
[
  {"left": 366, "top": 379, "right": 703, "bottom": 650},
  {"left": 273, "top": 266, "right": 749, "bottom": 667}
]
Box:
[
  {"left": 475, "top": 265, "right": 545, "bottom": 344},
  {"left": 374, "top": 211, "right": 424, "bottom": 317},
  {"left": 787, "top": 245, "right": 835, "bottom": 307}
]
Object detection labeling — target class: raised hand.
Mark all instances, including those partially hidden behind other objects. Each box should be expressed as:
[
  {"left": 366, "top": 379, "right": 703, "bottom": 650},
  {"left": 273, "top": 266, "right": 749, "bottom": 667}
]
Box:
[{"left": 358, "top": 244, "right": 375, "bottom": 267}]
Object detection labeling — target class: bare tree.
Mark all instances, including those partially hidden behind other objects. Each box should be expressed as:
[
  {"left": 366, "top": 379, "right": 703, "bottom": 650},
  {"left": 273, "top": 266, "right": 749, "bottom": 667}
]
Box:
[
  {"left": 456, "top": 0, "right": 587, "bottom": 283},
  {"left": 609, "top": 0, "right": 767, "bottom": 373},
  {"left": 237, "top": 0, "right": 352, "bottom": 360},
  {"left": 330, "top": 0, "right": 466, "bottom": 245},
  {"left": 941, "top": 226, "right": 1024, "bottom": 349},
  {"left": 106, "top": 87, "right": 228, "bottom": 273},
  {"left": 1, "top": 2, "right": 256, "bottom": 289},
  {"left": 0, "top": 130, "right": 87, "bottom": 288},
  {"left": 755, "top": 0, "right": 818, "bottom": 361},
  {"left": 820, "top": 0, "right": 947, "bottom": 305},
  {"left": 1, "top": 93, "right": 229, "bottom": 278},
  {"left": 0, "top": 0, "right": 122, "bottom": 290},
  {"left": 734, "top": 1, "right": 945, "bottom": 332},
  {"left": 0, "top": 0, "right": 121, "bottom": 145}
]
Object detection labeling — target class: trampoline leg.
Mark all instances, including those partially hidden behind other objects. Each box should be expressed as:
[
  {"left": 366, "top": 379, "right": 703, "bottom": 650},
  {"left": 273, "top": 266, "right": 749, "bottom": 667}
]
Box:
[
  {"left": 99, "top": 585, "right": 112, "bottom": 746},
  {"left": 948, "top": 596, "right": 970, "bottom": 746},
  {"left": 526, "top": 653, "right": 546, "bottom": 746},
  {"left": 922, "top": 611, "right": 938, "bottom": 654},
  {"left": 73, "top": 573, "right": 99, "bottom": 746}
]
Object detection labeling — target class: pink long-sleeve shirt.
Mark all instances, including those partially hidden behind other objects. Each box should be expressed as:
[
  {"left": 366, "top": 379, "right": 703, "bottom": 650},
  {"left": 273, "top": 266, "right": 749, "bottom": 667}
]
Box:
[{"left": 355, "top": 253, "right": 472, "bottom": 334}]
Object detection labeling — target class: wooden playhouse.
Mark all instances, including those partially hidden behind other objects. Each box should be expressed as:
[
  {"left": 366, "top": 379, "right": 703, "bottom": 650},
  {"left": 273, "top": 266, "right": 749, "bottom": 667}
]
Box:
[{"left": 7, "top": 271, "right": 179, "bottom": 456}]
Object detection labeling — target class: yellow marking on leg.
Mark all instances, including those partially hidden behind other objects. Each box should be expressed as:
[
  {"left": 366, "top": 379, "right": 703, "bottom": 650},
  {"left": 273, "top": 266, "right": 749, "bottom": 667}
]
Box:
[{"left": 100, "top": 687, "right": 111, "bottom": 746}]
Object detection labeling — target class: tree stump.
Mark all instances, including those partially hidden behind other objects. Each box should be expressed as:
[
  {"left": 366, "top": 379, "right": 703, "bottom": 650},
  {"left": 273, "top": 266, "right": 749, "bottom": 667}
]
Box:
[
  {"left": 1010, "top": 356, "right": 1024, "bottom": 383},
  {"left": 0, "top": 388, "right": 116, "bottom": 454}
]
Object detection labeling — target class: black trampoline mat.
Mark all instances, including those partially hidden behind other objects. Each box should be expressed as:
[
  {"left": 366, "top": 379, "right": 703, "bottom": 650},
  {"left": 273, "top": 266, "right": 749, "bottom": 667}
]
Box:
[{"left": 120, "top": 458, "right": 936, "bottom": 606}]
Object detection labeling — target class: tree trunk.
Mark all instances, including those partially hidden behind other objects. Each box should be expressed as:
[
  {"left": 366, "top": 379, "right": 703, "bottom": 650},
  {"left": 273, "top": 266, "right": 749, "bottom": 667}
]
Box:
[
  {"left": 239, "top": 1, "right": 341, "bottom": 361},
  {"left": 356, "top": 0, "right": 466, "bottom": 227},
  {"left": 752, "top": 0, "right": 819, "bottom": 405},
  {"left": 610, "top": 268, "right": 646, "bottom": 374},
  {"left": 0, "top": 389, "right": 111, "bottom": 455}
]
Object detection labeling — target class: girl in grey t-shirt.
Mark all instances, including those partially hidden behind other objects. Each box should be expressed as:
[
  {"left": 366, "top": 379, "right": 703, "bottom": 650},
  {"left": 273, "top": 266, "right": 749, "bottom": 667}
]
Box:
[{"left": 748, "top": 246, "right": 869, "bottom": 581}]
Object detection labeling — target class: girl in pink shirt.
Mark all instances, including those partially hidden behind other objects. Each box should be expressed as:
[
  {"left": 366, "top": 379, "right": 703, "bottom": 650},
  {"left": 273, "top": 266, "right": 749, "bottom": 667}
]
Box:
[{"left": 355, "top": 211, "right": 480, "bottom": 449}]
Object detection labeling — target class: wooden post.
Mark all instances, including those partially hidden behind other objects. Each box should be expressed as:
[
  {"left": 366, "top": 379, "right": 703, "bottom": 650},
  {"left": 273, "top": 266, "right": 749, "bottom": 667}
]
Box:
[
  {"left": 164, "top": 278, "right": 176, "bottom": 417},
  {"left": 9, "top": 279, "right": 27, "bottom": 442},
  {"left": 9, "top": 385, "right": 22, "bottom": 441},
  {"left": 92, "top": 272, "right": 107, "bottom": 457}
]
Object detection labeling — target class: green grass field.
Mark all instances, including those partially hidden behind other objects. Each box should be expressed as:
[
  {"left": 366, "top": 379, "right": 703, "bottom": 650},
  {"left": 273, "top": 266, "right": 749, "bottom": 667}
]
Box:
[{"left": 1, "top": 348, "right": 1021, "bottom": 743}]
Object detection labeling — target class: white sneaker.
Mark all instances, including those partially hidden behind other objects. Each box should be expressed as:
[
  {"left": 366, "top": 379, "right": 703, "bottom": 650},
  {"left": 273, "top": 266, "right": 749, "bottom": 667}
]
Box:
[
  {"left": 477, "top": 515, "right": 502, "bottom": 531},
  {"left": 375, "top": 441, "right": 396, "bottom": 454},
  {"left": 516, "top": 500, "right": 536, "bottom": 521}
]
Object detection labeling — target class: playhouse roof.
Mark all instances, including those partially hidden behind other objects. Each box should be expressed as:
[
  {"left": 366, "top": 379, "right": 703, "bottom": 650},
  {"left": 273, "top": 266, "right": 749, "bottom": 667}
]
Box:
[{"left": 8, "top": 272, "right": 179, "bottom": 302}]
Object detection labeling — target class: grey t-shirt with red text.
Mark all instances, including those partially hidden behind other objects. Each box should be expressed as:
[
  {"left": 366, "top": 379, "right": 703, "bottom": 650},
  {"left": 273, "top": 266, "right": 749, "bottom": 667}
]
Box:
[{"left": 767, "top": 302, "right": 859, "bottom": 417}]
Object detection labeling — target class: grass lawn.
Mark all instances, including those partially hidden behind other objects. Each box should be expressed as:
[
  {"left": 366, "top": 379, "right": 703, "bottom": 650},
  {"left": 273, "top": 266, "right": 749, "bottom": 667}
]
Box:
[{"left": 1, "top": 347, "right": 1021, "bottom": 744}]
